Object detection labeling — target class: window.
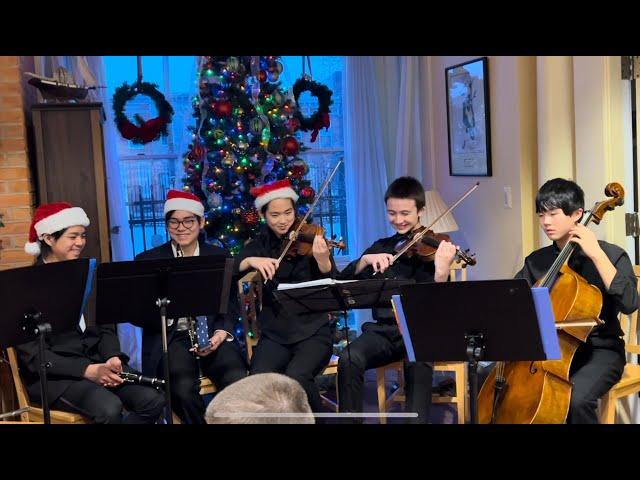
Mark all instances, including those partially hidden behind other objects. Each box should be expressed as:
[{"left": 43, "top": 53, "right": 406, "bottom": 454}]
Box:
[
  {"left": 104, "top": 56, "right": 197, "bottom": 256},
  {"left": 279, "top": 57, "right": 348, "bottom": 257}
]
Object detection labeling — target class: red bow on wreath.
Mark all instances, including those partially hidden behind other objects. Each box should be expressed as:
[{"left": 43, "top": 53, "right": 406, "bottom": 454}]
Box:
[
  {"left": 118, "top": 117, "right": 168, "bottom": 144},
  {"left": 310, "top": 112, "right": 330, "bottom": 143}
]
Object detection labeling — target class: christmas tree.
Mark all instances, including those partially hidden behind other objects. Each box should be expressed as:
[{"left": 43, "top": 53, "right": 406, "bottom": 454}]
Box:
[{"left": 182, "top": 56, "right": 321, "bottom": 255}]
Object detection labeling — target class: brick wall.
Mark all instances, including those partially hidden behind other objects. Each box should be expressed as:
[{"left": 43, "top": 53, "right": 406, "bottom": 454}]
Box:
[{"left": 0, "top": 56, "right": 36, "bottom": 270}]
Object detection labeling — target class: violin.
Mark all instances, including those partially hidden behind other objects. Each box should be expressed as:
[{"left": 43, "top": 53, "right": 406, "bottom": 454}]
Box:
[
  {"left": 394, "top": 226, "right": 476, "bottom": 267},
  {"left": 284, "top": 221, "right": 346, "bottom": 258}
]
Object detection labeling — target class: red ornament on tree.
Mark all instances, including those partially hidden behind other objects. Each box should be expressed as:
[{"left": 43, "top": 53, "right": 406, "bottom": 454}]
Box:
[
  {"left": 241, "top": 208, "right": 260, "bottom": 226},
  {"left": 291, "top": 165, "right": 305, "bottom": 178},
  {"left": 281, "top": 136, "right": 300, "bottom": 156},
  {"left": 301, "top": 186, "right": 314, "bottom": 198},
  {"left": 258, "top": 70, "right": 267, "bottom": 83},
  {"left": 285, "top": 118, "right": 300, "bottom": 133},
  {"left": 212, "top": 100, "right": 232, "bottom": 118}
]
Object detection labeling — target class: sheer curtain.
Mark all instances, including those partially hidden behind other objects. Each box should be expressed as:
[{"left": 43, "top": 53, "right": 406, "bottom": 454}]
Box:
[
  {"left": 84, "top": 56, "right": 141, "bottom": 368},
  {"left": 343, "top": 56, "right": 432, "bottom": 330}
]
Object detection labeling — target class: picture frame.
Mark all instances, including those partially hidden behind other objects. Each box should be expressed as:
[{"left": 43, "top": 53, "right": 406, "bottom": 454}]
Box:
[{"left": 445, "top": 57, "right": 492, "bottom": 176}]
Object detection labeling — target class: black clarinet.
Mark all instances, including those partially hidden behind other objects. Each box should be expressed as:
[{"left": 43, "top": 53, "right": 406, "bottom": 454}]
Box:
[{"left": 118, "top": 371, "right": 165, "bottom": 388}]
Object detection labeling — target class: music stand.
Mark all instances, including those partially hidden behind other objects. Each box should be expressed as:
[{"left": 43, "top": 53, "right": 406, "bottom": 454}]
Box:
[
  {"left": 274, "top": 279, "right": 414, "bottom": 315},
  {"left": 95, "top": 255, "right": 234, "bottom": 424},
  {"left": 274, "top": 278, "right": 414, "bottom": 419},
  {"left": 0, "top": 259, "right": 96, "bottom": 424},
  {"left": 392, "top": 279, "right": 559, "bottom": 424}
]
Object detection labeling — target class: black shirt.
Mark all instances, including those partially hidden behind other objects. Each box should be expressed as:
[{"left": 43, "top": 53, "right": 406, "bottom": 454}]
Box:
[
  {"left": 234, "top": 224, "right": 337, "bottom": 345},
  {"left": 338, "top": 232, "right": 436, "bottom": 324},
  {"left": 515, "top": 240, "right": 638, "bottom": 339}
]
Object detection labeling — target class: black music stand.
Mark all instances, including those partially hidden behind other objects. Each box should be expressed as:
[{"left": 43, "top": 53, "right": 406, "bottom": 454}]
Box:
[
  {"left": 273, "top": 279, "right": 414, "bottom": 316},
  {"left": 95, "top": 255, "right": 234, "bottom": 424},
  {"left": 393, "top": 279, "right": 559, "bottom": 424},
  {"left": 0, "top": 259, "right": 96, "bottom": 424},
  {"left": 274, "top": 278, "right": 414, "bottom": 419}
]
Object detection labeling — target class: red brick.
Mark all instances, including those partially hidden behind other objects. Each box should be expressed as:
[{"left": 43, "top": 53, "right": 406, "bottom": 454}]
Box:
[
  {"left": 8, "top": 234, "right": 29, "bottom": 248},
  {"left": 0, "top": 152, "right": 28, "bottom": 167},
  {"left": 7, "top": 180, "right": 30, "bottom": 193},
  {"left": 0, "top": 95, "right": 22, "bottom": 108},
  {"left": 0, "top": 221, "right": 29, "bottom": 234},
  {"left": 0, "top": 83, "right": 22, "bottom": 96},
  {"left": 0, "top": 167, "right": 29, "bottom": 180},
  {"left": 0, "top": 57, "right": 18, "bottom": 68},
  {"left": 3, "top": 207, "right": 32, "bottom": 221},
  {"left": 0, "top": 124, "right": 24, "bottom": 138},
  {"left": 0, "top": 137, "right": 26, "bottom": 151},
  {"left": 0, "top": 109, "right": 23, "bottom": 123},
  {"left": 0, "top": 67, "right": 19, "bottom": 83},
  {"left": 0, "top": 192, "right": 30, "bottom": 206},
  {"left": 0, "top": 248, "right": 31, "bottom": 262}
]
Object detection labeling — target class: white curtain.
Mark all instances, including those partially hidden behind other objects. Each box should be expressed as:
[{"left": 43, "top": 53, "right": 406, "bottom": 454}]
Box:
[
  {"left": 343, "top": 56, "right": 432, "bottom": 331},
  {"left": 84, "top": 56, "right": 141, "bottom": 369}
]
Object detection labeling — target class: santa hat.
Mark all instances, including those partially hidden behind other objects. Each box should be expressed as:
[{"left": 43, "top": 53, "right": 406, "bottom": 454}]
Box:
[
  {"left": 24, "top": 202, "right": 90, "bottom": 256},
  {"left": 164, "top": 189, "right": 205, "bottom": 217},
  {"left": 250, "top": 179, "right": 299, "bottom": 211}
]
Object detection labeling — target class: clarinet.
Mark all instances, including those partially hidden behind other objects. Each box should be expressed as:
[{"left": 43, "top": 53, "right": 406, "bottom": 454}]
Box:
[
  {"left": 175, "top": 243, "right": 205, "bottom": 354},
  {"left": 118, "top": 371, "right": 165, "bottom": 388}
]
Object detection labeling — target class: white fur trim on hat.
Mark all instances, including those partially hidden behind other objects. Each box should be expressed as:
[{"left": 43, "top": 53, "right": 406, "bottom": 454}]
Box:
[
  {"left": 34, "top": 207, "right": 90, "bottom": 239},
  {"left": 254, "top": 187, "right": 299, "bottom": 211},
  {"left": 164, "top": 198, "right": 205, "bottom": 217}
]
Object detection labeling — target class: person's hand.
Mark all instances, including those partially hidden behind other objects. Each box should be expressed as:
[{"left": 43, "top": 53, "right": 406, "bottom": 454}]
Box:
[
  {"left": 105, "top": 356, "right": 123, "bottom": 374},
  {"left": 568, "top": 224, "right": 604, "bottom": 260},
  {"left": 312, "top": 234, "right": 332, "bottom": 273},
  {"left": 434, "top": 240, "right": 458, "bottom": 282},
  {"left": 312, "top": 234, "right": 331, "bottom": 264},
  {"left": 246, "top": 257, "right": 279, "bottom": 281},
  {"left": 84, "top": 363, "right": 124, "bottom": 388},
  {"left": 361, "top": 253, "right": 394, "bottom": 274},
  {"left": 191, "top": 331, "right": 228, "bottom": 357}
]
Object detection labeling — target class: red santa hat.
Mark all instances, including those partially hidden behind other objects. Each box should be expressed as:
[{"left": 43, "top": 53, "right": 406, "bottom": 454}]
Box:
[
  {"left": 24, "top": 202, "right": 90, "bottom": 256},
  {"left": 250, "top": 179, "right": 299, "bottom": 211},
  {"left": 163, "top": 189, "right": 205, "bottom": 217}
]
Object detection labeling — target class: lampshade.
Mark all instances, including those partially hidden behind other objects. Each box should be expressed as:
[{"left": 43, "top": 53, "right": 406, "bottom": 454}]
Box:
[{"left": 421, "top": 190, "right": 459, "bottom": 233}]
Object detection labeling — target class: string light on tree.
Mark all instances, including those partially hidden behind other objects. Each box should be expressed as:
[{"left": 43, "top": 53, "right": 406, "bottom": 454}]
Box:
[{"left": 182, "top": 56, "right": 331, "bottom": 256}]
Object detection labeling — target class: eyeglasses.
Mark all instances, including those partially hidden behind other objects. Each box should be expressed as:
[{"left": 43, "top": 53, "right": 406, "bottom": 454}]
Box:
[{"left": 167, "top": 217, "right": 197, "bottom": 230}]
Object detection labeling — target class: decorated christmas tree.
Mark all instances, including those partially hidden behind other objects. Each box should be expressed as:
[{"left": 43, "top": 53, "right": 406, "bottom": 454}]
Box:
[{"left": 182, "top": 56, "right": 332, "bottom": 255}]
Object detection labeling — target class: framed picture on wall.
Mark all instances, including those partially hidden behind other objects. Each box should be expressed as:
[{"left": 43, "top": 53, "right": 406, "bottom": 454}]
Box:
[{"left": 445, "top": 57, "right": 492, "bottom": 176}]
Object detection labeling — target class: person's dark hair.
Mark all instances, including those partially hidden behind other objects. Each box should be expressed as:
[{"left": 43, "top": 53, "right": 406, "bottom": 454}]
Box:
[
  {"left": 535, "top": 178, "right": 585, "bottom": 216},
  {"left": 38, "top": 228, "right": 67, "bottom": 260},
  {"left": 384, "top": 176, "right": 426, "bottom": 211},
  {"left": 260, "top": 198, "right": 295, "bottom": 216}
]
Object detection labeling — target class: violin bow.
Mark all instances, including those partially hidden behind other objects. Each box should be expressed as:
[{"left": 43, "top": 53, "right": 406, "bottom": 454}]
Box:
[
  {"left": 274, "top": 158, "right": 344, "bottom": 265},
  {"left": 390, "top": 182, "right": 479, "bottom": 262}
]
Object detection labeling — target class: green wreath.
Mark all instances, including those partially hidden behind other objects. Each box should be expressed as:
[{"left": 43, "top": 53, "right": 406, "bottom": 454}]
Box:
[
  {"left": 292, "top": 78, "right": 333, "bottom": 142},
  {"left": 113, "top": 81, "right": 174, "bottom": 144}
]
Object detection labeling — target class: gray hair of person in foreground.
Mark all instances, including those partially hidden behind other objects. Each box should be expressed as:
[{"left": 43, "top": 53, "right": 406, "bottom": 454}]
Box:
[{"left": 205, "top": 373, "right": 315, "bottom": 424}]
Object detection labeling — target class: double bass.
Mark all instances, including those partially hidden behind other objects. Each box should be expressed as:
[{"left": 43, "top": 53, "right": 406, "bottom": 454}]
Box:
[{"left": 477, "top": 182, "right": 625, "bottom": 424}]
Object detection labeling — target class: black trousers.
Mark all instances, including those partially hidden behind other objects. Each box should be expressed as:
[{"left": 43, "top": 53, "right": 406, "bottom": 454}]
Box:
[
  {"left": 51, "top": 365, "right": 165, "bottom": 424},
  {"left": 568, "top": 337, "right": 626, "bottom": 424},
  {"left": 337, "top": 327, "right": 433, "bottom": 424},
  {"left": 250, "top": 324, "right": 333, "bottom": 413},
  {"left": 159, "top": 332, "right": 248, "bottom": 424}
]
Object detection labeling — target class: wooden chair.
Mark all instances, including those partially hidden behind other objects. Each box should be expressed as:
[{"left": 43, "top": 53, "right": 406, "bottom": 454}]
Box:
[
  {"left": 376, "top": 261, "right": 470, "bottom": 424},
  {"left": 599, "top": 265, "right": 640, "bottom": 424},
  {"left": 5, "top": 347, "right": 88, "bottom": 424},
  {"left": 238, "top": 270, "right": 339, "bottom": 411}
]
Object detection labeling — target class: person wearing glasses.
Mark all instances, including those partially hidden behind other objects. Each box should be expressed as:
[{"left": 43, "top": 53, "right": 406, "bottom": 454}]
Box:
[{"left": 136, "top": 190, "right": 247, "bottom": 423}]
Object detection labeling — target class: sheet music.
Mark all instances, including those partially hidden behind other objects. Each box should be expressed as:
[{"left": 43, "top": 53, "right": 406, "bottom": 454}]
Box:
[{"left": 277, "top": 278, "right": 358, "bottom": 290}]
